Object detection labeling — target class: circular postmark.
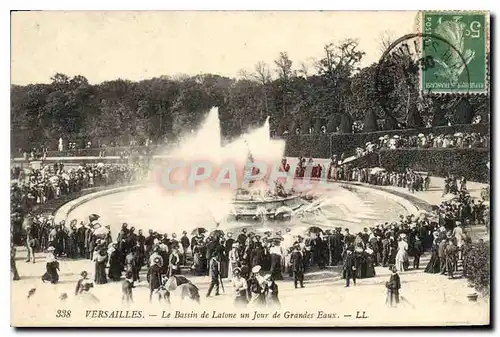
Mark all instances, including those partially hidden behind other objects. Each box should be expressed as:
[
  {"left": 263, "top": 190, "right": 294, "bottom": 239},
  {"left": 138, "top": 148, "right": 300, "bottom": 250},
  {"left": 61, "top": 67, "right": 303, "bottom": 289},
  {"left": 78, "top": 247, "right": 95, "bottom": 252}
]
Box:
[{"left": 374, "top": 33, "right": 471, "bottom": 125}]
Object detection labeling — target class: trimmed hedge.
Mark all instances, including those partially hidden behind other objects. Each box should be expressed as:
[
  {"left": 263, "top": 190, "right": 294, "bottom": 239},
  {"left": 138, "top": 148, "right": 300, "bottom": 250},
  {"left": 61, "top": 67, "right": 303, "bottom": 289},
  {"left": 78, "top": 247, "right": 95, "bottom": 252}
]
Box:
[
  {"left": 277, "top": 123, "right": 490, "bottom": 158},
  {"left": 283, "top": 134, "right": 331, "bottom": 158},
  {"left": 378, "top": 148, "right": 490, "bottom": 183},
  {"left": 342, "top": 152, "right": 380, "bottom": 168},
  {"left": 464, "top": 241, "right": 490, "bottom": 295}
]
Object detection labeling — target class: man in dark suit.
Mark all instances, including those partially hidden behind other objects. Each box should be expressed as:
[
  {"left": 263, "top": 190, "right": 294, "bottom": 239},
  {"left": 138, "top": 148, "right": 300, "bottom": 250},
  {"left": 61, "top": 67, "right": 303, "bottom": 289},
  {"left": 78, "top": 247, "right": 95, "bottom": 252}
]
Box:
[
  {"left": 180, "top": 231, "right": 190, "bottom": 266},
  {"left": 77, "top": 223, "right": 87, "bottom": 258},
  {"left": 361, "top": 228, "right": 370, "bottom": 244},
  {"left": 206, "top": 253, "right": 220, "bottom": 297},
  {"left": 116, "top": 223, "right": 129, "bottom": 253},
  {"left": 205, "top": 237, "right": 217, "bottom": 272},
  {"left": 381, "top": 235, "right": 390, "bottom": 267},
  {"left": 147, "top": 257, "right": 162, "bottom": 302},
  {"left": 343, "top": 248, "right": 356, "bottom": 287},
  {"left": 412, "top": 236, "right": 423, "bottom": 269},
  {"left": 344, "top": 228, "right": 354, "bottom": 246},
  {"left": 369, "top": 234, "right": 380, "bottom": 266},
  {"left": 225, "top": 233, "right": 234, "bottom": 255},
  {"left": 237, "top": 228, "right": 248, "bottom": 245},
  {"left": 290, "top": 245, "right": 304, "bottom": 288},
  {"left": 332, "top": 228, "right": 344, "bottom": 266}
]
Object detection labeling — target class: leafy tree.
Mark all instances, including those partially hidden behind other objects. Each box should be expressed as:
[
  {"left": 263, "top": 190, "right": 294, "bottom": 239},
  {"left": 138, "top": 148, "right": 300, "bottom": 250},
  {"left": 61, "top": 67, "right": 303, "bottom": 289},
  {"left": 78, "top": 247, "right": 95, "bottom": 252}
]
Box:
[
  {"left": 455, "top": 98, "right": 474, "bottom": 124},
  {"left": 431, "top": 103, "right": 448, "bottom": 127},
  {"left": 363, "top": 109, "right": 378, "bottom": 132}
]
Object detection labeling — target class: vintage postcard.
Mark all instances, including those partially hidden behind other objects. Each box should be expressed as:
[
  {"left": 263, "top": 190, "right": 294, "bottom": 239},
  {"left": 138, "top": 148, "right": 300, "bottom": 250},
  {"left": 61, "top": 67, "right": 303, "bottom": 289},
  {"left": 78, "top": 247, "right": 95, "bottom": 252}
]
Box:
[{"left": 10, "top": 10, "right": 490, "bottom": 327}]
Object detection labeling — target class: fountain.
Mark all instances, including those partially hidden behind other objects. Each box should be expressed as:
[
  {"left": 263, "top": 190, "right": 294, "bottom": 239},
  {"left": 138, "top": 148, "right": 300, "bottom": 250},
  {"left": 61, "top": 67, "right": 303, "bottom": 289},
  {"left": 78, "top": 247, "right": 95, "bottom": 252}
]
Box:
[
  {"left": 63, "top": 107, "right": 412, "bottom": 236},
  {"left": 154, "top": 107, "right": 302, "bottom": 224}
]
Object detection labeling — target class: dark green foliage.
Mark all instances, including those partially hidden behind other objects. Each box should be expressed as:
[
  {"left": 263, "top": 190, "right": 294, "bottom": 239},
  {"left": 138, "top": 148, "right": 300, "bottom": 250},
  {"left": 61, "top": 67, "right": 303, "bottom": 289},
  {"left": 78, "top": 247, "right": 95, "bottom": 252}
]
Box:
[
  {"left": 432, "top": 104, "right": 448, "bottom": 126},
  {"left": 339, "top": 114, "right": 353, "bottom": 134},
  {"left": 363, "top": 109, "right": 378, "bottom": 132},
  {"left": 279, "top": 123, "right": 489, "bottom": 159},
  {"left": 454, "top": 98, "right": 474, "bottom": 124},
  {"left": 464, "top": 242, "right": 490, "bottom": 295},
  {"left": 10, "top": 40, "right": 489, "bottom": 151},
  {"left": 378, "top": 148, "right": 489, "bottom": 183},
  {"left": 406, "top": 104, "right": 424, "bottom": 128}
]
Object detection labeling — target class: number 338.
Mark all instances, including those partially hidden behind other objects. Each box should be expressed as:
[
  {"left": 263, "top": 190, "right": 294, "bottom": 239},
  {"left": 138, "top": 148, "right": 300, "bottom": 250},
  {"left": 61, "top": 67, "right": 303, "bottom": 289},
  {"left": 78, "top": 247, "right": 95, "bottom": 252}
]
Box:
[{"left": 56, "top": 310, "right": 72, "bottom": 318}]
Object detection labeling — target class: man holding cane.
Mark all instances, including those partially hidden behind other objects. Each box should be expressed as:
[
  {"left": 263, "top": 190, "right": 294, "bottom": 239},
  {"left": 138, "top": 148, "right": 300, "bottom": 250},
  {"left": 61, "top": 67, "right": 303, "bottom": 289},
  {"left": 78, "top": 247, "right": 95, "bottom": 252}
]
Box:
[{"left": 206, "top": 252, "right": 221, "bottom": 297}]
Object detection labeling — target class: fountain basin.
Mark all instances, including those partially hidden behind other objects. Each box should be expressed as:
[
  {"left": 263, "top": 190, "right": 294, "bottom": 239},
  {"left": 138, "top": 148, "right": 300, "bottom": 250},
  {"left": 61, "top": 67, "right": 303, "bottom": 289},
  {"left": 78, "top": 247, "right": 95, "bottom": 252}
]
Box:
[{"left": 230, "top": 195, "right": 303, "bottom": 218}]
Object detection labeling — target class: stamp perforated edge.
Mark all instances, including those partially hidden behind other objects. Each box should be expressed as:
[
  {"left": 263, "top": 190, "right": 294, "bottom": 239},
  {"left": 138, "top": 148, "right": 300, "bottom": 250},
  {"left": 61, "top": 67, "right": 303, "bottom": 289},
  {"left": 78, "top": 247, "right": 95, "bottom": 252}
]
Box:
[{"left": 414, "top": 10, "right": 490, "bottom": 96}]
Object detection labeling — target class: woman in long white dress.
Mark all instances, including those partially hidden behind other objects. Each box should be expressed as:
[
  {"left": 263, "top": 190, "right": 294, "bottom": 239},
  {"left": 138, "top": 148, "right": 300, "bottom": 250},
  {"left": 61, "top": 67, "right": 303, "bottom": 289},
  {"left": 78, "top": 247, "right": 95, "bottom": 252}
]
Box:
[
  {"left": 395, "top": 236, "right": 409, "bottom": 272},
  {"left": 228, "top": 243, "right": 239, "bottom": 281},
  {"left": 453, "top": 224, "right": 465, "bottom": 261}
]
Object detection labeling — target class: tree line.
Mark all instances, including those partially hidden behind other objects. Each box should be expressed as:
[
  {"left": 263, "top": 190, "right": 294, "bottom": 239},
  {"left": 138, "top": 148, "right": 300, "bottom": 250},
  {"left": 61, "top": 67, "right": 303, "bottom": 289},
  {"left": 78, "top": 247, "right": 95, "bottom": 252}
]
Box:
[{"left": 11, "top": 39, "right": 489, "bottom": 151}]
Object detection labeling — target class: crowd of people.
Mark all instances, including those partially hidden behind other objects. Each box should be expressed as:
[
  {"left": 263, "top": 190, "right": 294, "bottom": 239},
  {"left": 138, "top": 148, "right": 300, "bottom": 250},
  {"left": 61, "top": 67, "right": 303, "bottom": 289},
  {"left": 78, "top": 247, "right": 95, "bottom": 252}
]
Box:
[
  {"left": 10, "top": 162, "right": 148, "bottom": 244},
  {"left": 10, "top": 154, "right": 489, "bottom": 309},
  {"left": 14, "top": 182, "right": 483, "bottom": 307},
  {"left": 352, "top": 132, "right": 489, "bottom": 158}
]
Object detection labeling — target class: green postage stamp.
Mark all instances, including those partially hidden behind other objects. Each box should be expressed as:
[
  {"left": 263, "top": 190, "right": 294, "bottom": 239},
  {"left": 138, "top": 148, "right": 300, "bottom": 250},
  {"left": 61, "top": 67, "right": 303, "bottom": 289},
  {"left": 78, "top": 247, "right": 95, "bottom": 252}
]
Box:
[{"left": 420, "top": 11, "right": 489, "bottom": 94}]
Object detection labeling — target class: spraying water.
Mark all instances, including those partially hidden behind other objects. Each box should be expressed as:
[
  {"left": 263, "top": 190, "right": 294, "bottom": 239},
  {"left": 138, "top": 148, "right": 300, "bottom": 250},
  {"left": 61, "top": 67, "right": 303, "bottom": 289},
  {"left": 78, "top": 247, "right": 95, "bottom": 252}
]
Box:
[
  {"left": 65, "top": 107, "right": 410, "bottom": 236},
  {"left": 147, "top": 107, "right": 287, "bottom": 230}
]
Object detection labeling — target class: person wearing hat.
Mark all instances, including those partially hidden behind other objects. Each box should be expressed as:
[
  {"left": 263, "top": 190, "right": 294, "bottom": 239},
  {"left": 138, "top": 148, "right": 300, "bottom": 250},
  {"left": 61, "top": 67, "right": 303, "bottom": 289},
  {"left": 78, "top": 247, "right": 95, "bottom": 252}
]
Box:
[
  {"left": 231, "top": 267, "right": 248, "bottom": 307},
  {"left": 206, "top": 252, "right": 221, "bottom": 297},
  {"left": 122, "top": 270, "right": 135, "bottom": 304},
  {"left": 117, "top": 223, "right": 129, "bottom": 251},
  {"left": 84, "top": 222, "right": 94, "bottom": 260},
  {"left": 343, "top": 247, "right": 357, "bottom": 287},
  {"left": 66, "top": 221, "right": 79, "bottom": 259},
  {"left": 237, "top": 228, "right": 248, "bottom": 245},
  {"left": 412, "top": 235, "right": 423, "bottom": 270},
  {"left": 180, "top": 231, "right": 190, "bottom": 266},
  {"left": 228, "top": 242, "right": 240, "bottom": 281},
  {"left": 385, "top": 265, "right": 401, "bottom": 307},
  {"left": 125, "top": 247, "right": 139, "bottom": 282},
  {"left": 76, "top": 221, "right": 87, "bottom": 258},
  {"left": 444, "top": 239, "right": 457, "bottom": 279},
  {"left": 168, "top": 246, "right": 181, "bottom": 277},
  {"left": 75, "top": 270, "right": 93, "bottom": 295},
  {"left": 290, "top": 245, "right": 305, "bottom": 288},
  {"left": 269, "top": 240, "right": 284, "bottom": 280},
  {"left": 108, "top": 243, "right": 123, "bottom": 281},
  {"left": 94, "top": 249, "right": 108, "bottom": 285},
  {"left": 263, "top": 274, "right": 279, "bottom": 306},
  {"left": 147, "top": 257, "right": 163, "bottom": 302},
  {"left": 41, "top": 246, "right": 59, "bottom": 284},
  {"left": 395, "top": 235, "right": 409, "bottom": 273},
  {"left": 225, "top": 232, "right": 235, "bottom": 257},
  {"left": 438, "top": 238, "right": 448, "bottom": 275},
  {"left": 248, "top": 265, "right": 265, "bottom": 306},
  {"left": 25, "top": 224, "right": 37, "bottom": 264}
]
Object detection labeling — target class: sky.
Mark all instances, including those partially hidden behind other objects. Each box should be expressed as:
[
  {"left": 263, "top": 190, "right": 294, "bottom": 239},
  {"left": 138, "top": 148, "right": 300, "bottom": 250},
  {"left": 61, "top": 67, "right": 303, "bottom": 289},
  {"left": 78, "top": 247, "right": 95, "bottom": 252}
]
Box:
[{"left": 11, "top": 11, "right": 417, "bottom": 85}]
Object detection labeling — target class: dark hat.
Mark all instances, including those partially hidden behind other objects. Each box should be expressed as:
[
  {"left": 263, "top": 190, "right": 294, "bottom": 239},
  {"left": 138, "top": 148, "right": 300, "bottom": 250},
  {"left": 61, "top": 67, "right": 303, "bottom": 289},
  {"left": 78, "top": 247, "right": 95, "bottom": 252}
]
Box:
[{"left": 80, "top": 270, "right": 88, "bottom": 277}]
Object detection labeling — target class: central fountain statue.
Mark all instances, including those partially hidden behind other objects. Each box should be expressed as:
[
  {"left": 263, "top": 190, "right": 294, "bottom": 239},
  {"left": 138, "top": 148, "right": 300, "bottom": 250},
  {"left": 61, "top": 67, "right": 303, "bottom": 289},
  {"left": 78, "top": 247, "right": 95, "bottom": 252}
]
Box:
[
  {"left": 153, "top": 106, "right": 303, "bottom": 227},
  {"left": 230, "top": 146, "right": 302, "bottom": 221}
]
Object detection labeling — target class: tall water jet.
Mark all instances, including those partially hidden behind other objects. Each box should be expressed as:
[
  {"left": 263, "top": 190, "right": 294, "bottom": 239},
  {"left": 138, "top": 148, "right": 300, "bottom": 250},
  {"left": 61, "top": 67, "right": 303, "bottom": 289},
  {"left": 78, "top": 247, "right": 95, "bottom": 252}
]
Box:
[{"left": 147, "top": 107, "right": 300, "bottom": 233}]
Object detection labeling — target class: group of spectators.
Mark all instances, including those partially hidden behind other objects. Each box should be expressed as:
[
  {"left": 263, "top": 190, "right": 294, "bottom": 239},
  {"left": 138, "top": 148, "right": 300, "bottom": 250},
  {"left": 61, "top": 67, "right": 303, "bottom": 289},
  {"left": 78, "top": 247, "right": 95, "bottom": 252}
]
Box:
[
  {"left": 353, "top": 132, "right": 489, "bottom": 158},
  {"left": 19, "top": 191, "right": 482, "bottom": 304},
  {"left": 10, "top": 162, "right": 148, "bottom": 244}
]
